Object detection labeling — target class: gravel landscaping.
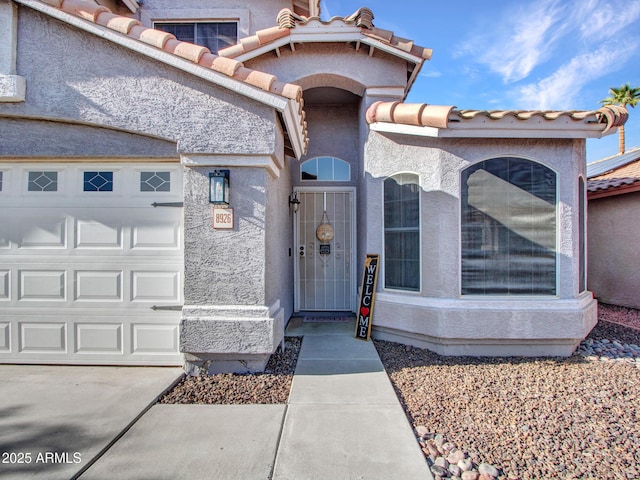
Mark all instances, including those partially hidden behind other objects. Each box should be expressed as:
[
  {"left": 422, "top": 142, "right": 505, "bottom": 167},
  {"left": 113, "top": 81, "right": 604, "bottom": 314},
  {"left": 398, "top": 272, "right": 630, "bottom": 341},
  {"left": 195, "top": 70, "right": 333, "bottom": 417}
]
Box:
[
  {"left": 160, "top": 304, "right": 639, "bottom": 479},
  {"left": 377, "top": 303, "right": 640, "bottom": 480},
  {"left": 159, "top": 337, "right": 301, "bottom": 404}
]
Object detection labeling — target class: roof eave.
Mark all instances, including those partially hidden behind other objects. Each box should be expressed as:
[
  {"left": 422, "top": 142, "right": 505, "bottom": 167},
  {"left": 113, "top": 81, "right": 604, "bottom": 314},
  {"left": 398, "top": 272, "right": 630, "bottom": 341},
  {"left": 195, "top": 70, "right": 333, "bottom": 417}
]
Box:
[
  {"left": 370, "top": 121, "right": 615, "bottom": 139},
  {"left": 588, "top": 182, "right": 640, "bottom": 200},
  {"left": 229, "top": 31, "right": 424, "bottom": 66}
]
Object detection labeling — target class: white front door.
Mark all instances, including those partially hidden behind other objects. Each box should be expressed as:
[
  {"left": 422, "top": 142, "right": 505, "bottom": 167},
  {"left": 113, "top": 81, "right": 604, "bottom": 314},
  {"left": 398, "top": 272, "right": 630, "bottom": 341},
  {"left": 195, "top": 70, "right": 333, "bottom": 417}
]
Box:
[{"left": 295, "top": 188, "right": 355, "bottom": 311}]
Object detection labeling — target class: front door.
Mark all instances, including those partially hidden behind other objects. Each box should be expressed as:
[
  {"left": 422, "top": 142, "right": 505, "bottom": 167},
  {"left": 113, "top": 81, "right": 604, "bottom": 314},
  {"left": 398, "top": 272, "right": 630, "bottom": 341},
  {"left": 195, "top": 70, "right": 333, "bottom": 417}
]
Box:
[{"left": 295, "top": 188, "right": 355, "bottom": 311}]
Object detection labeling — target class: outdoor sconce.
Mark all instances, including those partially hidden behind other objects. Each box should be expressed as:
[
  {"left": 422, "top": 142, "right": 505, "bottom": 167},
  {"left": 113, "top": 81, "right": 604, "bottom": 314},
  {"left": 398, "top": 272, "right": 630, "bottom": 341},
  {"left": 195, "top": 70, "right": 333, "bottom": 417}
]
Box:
[
  {"left": 209, "top": 170, "right": 230, "bottom": 206},
  {"left": 289, "top": 191, "right": 300, "bottom": 213}
]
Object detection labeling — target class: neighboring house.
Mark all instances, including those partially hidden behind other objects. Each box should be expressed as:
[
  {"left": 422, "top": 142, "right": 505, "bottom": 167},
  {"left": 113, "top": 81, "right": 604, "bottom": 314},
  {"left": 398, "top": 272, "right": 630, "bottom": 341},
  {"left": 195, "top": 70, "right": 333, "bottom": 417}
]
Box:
[
  {"left": 587, "top": 147, "right": 640, "bottom": 309},
  {"left": 0, "top": 0, "right": 627, "bottom": 372}
]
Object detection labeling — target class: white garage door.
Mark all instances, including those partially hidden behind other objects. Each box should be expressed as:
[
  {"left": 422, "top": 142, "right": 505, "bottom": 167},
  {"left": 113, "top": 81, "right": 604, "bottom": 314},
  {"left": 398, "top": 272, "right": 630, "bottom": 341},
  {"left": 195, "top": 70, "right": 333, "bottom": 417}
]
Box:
[{"left": 0, "top": 163, "right": 184, "bottom": 365}]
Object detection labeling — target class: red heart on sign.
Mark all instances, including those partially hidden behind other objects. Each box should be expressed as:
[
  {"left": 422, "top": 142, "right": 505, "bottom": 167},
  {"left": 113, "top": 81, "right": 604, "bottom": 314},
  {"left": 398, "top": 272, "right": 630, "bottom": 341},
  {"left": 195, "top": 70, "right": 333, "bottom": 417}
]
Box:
[{"left": 360, "top": 307, "right": 370, "bottom": 316}]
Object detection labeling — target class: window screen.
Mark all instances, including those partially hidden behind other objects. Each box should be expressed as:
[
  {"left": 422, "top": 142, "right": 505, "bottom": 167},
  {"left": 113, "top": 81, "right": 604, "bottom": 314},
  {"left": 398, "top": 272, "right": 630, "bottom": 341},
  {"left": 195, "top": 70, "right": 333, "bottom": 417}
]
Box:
[
  {"left": 155, "top": 22, "right": 237, "bottom": 53},
  {"left": 384, "top": 173, "right": 420, "bottom": 291},
  {"left": 461, "top": 158, "right": 557, "bottom": 295}
]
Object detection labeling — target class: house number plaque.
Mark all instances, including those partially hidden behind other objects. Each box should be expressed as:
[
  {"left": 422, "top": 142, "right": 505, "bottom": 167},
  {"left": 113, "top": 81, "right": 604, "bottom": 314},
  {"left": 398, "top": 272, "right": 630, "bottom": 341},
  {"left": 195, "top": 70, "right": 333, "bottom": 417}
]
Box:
[
  {"left": 212, "top": 207, "right": 234, "bottom": 230},
  {"left": 355, "top": 254, "right": 379, "bottom": 341}
]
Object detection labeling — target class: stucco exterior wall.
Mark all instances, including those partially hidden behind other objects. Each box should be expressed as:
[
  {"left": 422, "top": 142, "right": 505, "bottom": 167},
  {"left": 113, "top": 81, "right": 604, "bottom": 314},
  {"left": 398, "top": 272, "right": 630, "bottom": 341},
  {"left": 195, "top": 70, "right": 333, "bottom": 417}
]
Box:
[
  {"left": 2, "top": 6, "right": 277, "bottom": 156},
  {"left": 291, "top": 103, "right": 359, "bottom": 186},
  {"left": 588, "top": 192, "right": 640, "bottom": 309},
  {"left": 0, "top": 117, "right": 178, "bottom": 158},
  {"left": 245, "top": 43, "right": 408, "bottom": 95},
  {"left": 363, "top": 132, "right": 596, "bottom": 356}
]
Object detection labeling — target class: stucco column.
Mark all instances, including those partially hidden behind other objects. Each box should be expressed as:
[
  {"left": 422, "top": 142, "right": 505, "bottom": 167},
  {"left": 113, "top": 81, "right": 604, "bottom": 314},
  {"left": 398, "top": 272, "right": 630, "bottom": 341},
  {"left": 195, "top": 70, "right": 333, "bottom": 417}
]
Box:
[
  {"left": 179, "top": 155, "right": 286, "bottom": 374},
  {"left": 0, "top": 1, "right": 26, "bottom": 102}
]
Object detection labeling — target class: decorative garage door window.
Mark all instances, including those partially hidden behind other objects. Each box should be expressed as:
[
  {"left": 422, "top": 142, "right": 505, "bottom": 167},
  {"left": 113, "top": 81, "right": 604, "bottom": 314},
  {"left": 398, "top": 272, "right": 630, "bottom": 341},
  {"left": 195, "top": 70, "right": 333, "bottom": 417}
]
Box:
[
  {"left": 28, "top": 171, "right": 58, "bottom": 192},
  {"left": 301, "top": 157, "right": 350, "bottom": 181},
  {"left": 384, "top": 173, "right": 420, "bottom": 291},
  {"left": 140, "top": 171, "right": 171, "bottom": 192},
  {"left": 83, "top": 171, "right": 113, "bottom": 192},
  {"left": 461, "top": 157, "right": 557, "bottom": 295}
]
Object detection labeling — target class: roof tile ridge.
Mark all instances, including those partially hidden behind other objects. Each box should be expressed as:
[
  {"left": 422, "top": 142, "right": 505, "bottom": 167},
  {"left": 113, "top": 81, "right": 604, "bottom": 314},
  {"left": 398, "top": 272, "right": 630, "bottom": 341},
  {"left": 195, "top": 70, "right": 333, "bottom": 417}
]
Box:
[
  {"left": 365, "top": 101, "right": 455, "bottom": 129},
  {"left": 218, "top": 24, "right": 291, "bottom": 59}
]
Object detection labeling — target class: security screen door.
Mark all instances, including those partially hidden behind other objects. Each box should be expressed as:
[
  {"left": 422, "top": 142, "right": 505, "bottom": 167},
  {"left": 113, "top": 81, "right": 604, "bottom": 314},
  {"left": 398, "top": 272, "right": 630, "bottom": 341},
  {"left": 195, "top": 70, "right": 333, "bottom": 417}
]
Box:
[{"left": 295, "top": 189, "right": 355, "bottom": 311}]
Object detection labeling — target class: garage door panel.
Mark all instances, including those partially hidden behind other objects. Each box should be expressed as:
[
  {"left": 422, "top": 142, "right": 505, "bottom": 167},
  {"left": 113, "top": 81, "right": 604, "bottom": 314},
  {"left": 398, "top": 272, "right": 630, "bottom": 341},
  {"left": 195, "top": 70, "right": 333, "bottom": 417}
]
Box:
[
  {"left": 0, "top": 323, "right": 10, "bottom": 351},
  {"left": 132, "top": 324, "right": 179, "bottom": 354},
  {"left": 132, "top": 222, "right": 181, "bottom": 250},
  {"left": 75, "top": 323, "right": 123, "bottom": 354},
  {"left": 0, "top": 163, "right": 184, "bottom": 366},
  {"left": 20, "top": 322, "right": 67, "bottom": 353},
  {"left": 131, "top": 271, "right": 181, "bottom": 302},
  {"left": 75, "top": 219, "right": 123, "bottom": 249},
  {"left": 75, "top": 271, "right": 123, "bottom": 302},
  {"left": 18, "top": 270, "right": 66, "bottom": 301},
  {"left": 19, "top": 215, "right": 68, "bottom": 249},
  {"left": 0, "top": 270, "right": 9, "bottom": 300}
]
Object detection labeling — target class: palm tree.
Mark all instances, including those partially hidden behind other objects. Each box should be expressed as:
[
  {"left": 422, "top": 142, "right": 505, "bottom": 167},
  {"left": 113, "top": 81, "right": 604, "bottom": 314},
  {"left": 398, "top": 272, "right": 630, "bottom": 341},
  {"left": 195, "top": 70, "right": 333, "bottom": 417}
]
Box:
[{"left": 600, "top": 83, "right": 640, "bottom": 154}]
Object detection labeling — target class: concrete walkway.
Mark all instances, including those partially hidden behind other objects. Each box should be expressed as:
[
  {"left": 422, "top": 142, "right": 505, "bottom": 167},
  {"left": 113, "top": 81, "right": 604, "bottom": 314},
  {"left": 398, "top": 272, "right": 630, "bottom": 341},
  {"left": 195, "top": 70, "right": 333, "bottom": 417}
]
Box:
[
  {"left": 1, "top": 319, "right": 432, "bottom": 480},
  {"left": 274, "top": 317, "right": 432, "bottom": 479}
]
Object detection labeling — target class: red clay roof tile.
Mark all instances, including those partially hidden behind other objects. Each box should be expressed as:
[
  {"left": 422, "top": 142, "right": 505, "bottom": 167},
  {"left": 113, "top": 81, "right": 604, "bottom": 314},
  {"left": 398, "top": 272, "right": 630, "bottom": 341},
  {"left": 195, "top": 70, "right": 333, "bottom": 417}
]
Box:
[
  {"left": 219, "top": 7, "right": 432, "bottom": 62},
  {"left": 365, "top": 102, "right": 629, "bottom": 134}
]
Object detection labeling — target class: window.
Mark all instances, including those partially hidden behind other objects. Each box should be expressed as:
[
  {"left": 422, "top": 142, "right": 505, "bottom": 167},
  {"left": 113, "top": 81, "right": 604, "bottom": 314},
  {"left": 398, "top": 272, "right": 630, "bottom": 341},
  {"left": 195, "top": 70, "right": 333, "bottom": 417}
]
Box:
[
  {"left": 579, "top": 177, "right": 586, "bottom": 293},
  {"left": 461, "top": 157, "right": 557, "bottom": 295},
  {"left": 140, "top": 171, "right": 171, "bottom": 192},
  {"left": 83, "top": 172, "right": 113, "bottom": 192},
  {"left": 28, "top": 171, "right": 58, "bottom": 192},
  {"left": 384, "top": 173, "right": 420, "bottom": 291},
  {"left": 154, "top": 22, "right": 237, "bottom": 53},
  {"left": 301, "top": 157, "right": 350, "bottom": 181},
  {"left": 0, "top": 172, "right": 3, "bottom": 191}
]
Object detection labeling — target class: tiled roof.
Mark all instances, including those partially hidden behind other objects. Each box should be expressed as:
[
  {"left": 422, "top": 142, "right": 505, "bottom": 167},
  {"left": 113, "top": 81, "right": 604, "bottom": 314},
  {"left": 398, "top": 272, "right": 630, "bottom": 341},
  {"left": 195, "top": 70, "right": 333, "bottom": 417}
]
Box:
[
  {"left": 365, "top": 101, "right": 628, "bottom": 136},
  {"left": 218, "top": 7, "right": 432, "bottom": 63},
  {"left": 588, "top": 177, "right": 640, "bottom": 193},
  {"left": 23, "top": 0, "right": 309, "bottom": 155},
  {"left": 36, "top": 0, "right": 304, "bottom": 101},
  {"left": 587, "top": 150, "right": 640, "bottom": 197},
  {"left": 586, "top": 146, "right": 640, "bottom": 178}
]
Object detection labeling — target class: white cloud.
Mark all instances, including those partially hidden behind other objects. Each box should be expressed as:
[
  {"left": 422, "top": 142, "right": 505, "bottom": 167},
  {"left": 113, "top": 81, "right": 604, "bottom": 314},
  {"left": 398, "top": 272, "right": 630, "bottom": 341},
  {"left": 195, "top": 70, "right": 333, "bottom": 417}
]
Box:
[
  {"left": 573, "top": 0, "right": 640, "bottom": 42},
  {"left": 456, "top": 0, "right": 568, "bottom": 83},
  {"left": 515, "top": 40, "right": 638, "bottom": 110}
]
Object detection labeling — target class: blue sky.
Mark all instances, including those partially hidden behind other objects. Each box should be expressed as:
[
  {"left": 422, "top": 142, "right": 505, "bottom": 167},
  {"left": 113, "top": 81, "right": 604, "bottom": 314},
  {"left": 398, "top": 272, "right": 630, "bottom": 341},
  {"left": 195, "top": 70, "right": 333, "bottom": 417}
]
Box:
[{"left": 322, "top": 0, "right": 640, "bottom": 163}]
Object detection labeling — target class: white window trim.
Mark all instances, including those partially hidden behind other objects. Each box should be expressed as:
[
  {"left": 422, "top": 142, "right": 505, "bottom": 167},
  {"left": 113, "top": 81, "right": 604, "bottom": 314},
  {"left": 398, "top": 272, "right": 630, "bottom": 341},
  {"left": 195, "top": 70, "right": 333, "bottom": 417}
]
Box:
[
  {"left": 140, "top": 8, "right": 250, "bottom": 40},
  {"left": 458, "top": 156, "right": 560, "bottom": 297},
  {"left": 381, "top": 172, "right": 422, "bottom": 293}
]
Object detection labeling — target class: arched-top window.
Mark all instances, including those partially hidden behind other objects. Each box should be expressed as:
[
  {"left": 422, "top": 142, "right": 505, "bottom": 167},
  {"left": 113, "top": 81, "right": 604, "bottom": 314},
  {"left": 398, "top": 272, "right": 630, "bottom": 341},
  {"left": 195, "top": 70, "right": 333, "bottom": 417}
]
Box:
[
  {"left": 384, "top": 173, "right": 420, "bottom": 291},
  {"left": 461, "top": 157, "right": 557, "bottom": 295},
  {"left": 301, "top": 157, "right": 350, "bottom": 181}
]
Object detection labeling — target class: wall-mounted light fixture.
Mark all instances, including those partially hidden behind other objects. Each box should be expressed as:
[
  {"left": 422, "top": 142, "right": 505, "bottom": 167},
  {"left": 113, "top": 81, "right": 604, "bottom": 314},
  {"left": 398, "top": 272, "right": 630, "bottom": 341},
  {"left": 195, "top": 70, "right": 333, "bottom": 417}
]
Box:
[
  {"left": 209, "top": 170, "right": 230, "bottom": 206},
  {"left": 289, "top": 191, "right": 300, "bottom": 213}
]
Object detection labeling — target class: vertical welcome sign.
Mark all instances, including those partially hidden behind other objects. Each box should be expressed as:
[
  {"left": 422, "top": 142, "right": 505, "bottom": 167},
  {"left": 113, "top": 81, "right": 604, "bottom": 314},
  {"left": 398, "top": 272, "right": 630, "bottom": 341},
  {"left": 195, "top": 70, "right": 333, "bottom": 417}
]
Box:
[{"left": 355, "top": 254, "right": 379, "bottom": 341}]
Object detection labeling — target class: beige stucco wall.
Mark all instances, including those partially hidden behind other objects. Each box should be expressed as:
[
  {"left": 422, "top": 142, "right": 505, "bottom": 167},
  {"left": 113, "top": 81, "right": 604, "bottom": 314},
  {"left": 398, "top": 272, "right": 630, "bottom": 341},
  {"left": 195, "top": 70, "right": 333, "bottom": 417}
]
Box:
[
  {"left": 588, "top": 191, "right": 640, "bottom": 309},
  {"left": 363, "top": 132, "right": 596, "bottom": 356}
]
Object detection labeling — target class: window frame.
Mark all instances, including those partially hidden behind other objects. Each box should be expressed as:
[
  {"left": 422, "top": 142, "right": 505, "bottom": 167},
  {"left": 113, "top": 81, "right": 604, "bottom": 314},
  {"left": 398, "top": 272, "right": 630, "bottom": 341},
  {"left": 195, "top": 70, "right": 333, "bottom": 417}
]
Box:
[
  {"left": 300, "top": 157, "right": 351, "bottom": 182},
  {"left": 153, "top": 21, "right": 238, "bottom": 53},
  {"left": 459, "top": 156, "right": 559, "bottom": 297},
  {"left": 382, "top": 172, "right": 421, "bottom": 292},
  {"left": 142, "top": 7, "right": 249, "bottom": 47}
]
